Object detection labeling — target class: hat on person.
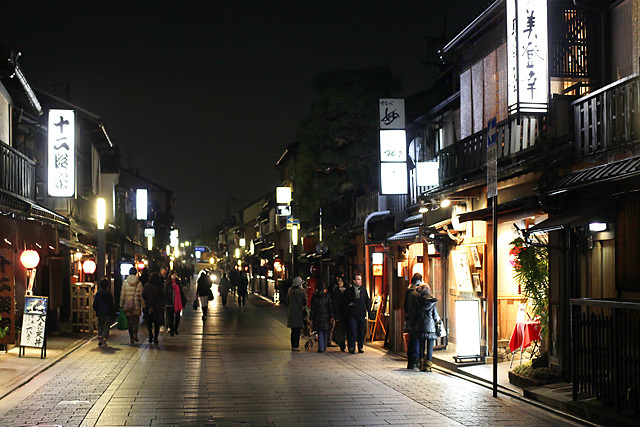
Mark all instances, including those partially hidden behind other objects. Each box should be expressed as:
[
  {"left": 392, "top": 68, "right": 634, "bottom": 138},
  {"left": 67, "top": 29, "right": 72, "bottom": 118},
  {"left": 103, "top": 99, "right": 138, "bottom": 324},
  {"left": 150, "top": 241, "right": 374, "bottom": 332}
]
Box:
[{"left": 292, "top": 276, "right": 305, "bottom": 287}]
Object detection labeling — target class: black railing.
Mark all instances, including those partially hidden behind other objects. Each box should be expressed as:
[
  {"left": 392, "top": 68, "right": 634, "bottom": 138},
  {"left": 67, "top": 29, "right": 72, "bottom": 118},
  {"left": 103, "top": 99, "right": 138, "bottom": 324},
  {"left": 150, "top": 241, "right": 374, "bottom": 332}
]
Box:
[
  {"left": 572, "top": 73, "right": 640, "bottom": 157},
  {"left": 438, "top": 115, "right": 543, "bottom": 186},
  {"left": 0, "top": 140, "right": 36, "bottom": 201},
  {"left": 571, "top": 299, "right": 640, "bottom": 412}
]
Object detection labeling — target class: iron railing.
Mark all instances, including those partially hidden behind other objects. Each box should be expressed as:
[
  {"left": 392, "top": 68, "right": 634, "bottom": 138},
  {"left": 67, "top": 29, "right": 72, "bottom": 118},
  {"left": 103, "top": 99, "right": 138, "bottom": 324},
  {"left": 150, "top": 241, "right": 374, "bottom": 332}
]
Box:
[
  {"left": 0, "top": 140, "right": 36, "bottom": 201},
  {"left": 572, "top": 73, "right": 640, "bottom": 157},
  {"left": 571, "top": 298, "right": 640, "bottom": 413}
]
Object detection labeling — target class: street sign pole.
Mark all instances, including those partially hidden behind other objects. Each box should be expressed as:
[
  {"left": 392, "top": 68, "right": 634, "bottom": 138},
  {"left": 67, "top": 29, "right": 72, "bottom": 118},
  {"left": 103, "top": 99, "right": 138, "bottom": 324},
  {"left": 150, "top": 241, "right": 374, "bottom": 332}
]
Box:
[{"left": 487, "top": 117, "right": 498, "bottom": 398}]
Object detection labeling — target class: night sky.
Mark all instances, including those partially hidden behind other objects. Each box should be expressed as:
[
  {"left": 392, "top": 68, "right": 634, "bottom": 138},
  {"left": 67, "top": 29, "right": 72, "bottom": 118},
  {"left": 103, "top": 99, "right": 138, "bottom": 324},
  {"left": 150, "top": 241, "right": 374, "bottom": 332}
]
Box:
[{"left": 3, "top": 1, "right": 482, "bottom": 239}]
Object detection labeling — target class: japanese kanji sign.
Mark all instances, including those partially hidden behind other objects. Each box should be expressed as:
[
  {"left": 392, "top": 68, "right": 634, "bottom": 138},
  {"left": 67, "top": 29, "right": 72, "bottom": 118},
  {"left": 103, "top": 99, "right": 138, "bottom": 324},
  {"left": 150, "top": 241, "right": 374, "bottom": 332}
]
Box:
[
  {"left": 48, "top": 109, "right": 75, "bottom": 197},
  {"left": 0, "top": 249, "right": 15, "bottom": 345},
  {"left": 507, "top": 0, "right": 548, "bottom": 114},
  {"left": 21, "top": 296, "right": 48, "bottom": 348},
  {"left": 379, "top": 99, "right": 407, "bottom": 195}
]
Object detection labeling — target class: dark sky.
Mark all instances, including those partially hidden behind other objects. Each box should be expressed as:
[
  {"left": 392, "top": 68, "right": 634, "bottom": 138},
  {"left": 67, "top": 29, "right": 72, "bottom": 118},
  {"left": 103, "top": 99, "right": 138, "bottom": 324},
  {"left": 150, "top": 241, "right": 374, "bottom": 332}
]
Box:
[{"left": 3, "top": 1, "right": 482, "bottom": 239}]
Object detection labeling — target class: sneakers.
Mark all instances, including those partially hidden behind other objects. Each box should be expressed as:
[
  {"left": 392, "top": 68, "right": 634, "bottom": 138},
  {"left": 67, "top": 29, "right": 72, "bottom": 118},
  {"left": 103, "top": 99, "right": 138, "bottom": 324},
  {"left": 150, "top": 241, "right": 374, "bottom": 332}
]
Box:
[{"left": 291, "top": 347, "right": 300, "bottom": 351}]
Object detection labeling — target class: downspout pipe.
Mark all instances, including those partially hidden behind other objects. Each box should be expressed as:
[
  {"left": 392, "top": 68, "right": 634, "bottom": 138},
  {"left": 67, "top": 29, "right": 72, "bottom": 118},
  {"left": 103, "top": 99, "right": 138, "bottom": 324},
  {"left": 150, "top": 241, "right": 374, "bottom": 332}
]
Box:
[{"left": 364, "top": 210, "right": 390, "bottom": 290}]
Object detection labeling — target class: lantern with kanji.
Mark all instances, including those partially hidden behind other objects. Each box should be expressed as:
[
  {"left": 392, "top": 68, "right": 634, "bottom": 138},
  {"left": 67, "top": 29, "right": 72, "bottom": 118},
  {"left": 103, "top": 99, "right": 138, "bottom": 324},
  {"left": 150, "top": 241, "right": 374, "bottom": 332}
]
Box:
[{"left": 20, "top": 250, "right": 40, "bottom": 296}]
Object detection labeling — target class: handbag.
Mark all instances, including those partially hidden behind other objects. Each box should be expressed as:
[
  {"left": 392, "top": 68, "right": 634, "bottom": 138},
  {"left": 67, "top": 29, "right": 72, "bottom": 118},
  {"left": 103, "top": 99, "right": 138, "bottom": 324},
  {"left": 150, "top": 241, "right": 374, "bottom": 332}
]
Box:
[
  {"left": 117, "top": 309, "right": 129, "bottom": 330},
  {"left": 436, "top": 319, "right": 447, "bottom": 338},
  {"left": 122, "top": 300, "right": 134, "bottom": 314},
  {"left": 208, "top": 288, "right": 214, "bottom": 301},
  {"left": 193, "top": 297, "right": 199, "bottom": 310}
]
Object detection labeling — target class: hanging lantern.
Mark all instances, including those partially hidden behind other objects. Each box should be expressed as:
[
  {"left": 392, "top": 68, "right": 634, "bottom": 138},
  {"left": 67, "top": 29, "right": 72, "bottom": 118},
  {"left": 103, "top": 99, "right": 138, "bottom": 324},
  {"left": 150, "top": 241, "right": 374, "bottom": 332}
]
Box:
[
  {"left": 82, "top": 259, "right": 97, "bottom": 275},
  {"left": 136, "top": 262, "right": 145, "bottom": 271},
  {"left": 273, "top": 258, "right": 283, "bottom": 272},
  {"left": 20, "top": 250, "right": 40, "bottom": 269}
]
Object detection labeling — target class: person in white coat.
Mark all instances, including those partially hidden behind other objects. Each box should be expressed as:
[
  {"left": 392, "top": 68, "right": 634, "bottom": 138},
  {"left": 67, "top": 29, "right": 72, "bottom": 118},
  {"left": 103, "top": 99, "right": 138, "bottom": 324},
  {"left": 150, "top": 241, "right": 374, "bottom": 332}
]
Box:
[{"left": 120, "top": 267, "right": 144, "bottom": 344}]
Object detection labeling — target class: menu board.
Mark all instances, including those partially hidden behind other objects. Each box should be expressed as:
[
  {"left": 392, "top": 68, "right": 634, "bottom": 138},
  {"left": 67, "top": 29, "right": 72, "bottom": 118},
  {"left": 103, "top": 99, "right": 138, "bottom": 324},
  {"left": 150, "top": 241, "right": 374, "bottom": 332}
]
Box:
[
  {"left": 452, "top": 252, "right": 474, "bottom": 292},
  {"left": 21, "top": 296, "right": 48, "bottom": 348}
]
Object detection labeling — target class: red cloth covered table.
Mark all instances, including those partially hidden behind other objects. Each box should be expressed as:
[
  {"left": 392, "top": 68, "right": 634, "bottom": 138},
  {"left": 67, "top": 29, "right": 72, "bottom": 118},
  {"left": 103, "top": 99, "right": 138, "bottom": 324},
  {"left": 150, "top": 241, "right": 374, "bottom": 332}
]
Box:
[{"left": 509, "top": 321, "right": 541, "bottom": 352}]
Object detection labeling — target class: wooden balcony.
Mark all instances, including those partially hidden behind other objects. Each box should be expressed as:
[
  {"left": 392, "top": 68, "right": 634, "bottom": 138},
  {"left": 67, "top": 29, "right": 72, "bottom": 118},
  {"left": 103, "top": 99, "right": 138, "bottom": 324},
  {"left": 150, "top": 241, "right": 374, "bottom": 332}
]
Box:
[
  {"left": 0, "top": 140, "right": 36, "bottom": 201},
  {"left": 573, "top": 73, "right": 640, "bottom": 158},
  {"left": 438, "top": 116, "right": 543, "bottom": 187}
]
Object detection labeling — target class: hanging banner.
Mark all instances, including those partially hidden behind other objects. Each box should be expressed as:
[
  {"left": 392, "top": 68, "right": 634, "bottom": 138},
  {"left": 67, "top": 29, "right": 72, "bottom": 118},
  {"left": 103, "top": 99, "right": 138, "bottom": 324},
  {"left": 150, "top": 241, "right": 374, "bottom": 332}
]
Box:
[
  {"left": 0, "top": 250, "right": 15, "bottom": 344},
  {"left": 48, "top": 109, "right": 76, "bottom": 197},
  {"left": 21, "top": 296, "right": 48, "bottom": 348},
  {"left": 507, "top": 0, "right": 549, "bottom": 114}
]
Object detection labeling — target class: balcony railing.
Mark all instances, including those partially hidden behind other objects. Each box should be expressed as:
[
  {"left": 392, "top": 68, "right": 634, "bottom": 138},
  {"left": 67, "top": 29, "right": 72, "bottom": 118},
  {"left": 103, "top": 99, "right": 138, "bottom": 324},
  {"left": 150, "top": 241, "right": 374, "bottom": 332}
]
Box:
[
  {"left": 0, "top": 140, "right": 36, "bottom": 201},
  {"left": 571, "top": 299, "right": 640, "bottom": 413},
  {"left": 355, "top": 192, "right": 407, "bottom": 221},
  {"left": 572, "top": 73, "right": 640, "bottom": 158},
  {"left": 438, "top": 115, "right": 543, "bottom": 186}
]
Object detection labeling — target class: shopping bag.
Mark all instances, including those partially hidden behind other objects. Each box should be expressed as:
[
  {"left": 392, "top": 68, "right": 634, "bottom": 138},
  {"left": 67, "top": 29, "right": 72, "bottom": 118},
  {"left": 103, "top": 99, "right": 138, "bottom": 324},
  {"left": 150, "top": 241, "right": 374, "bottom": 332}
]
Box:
[
  {"left": 117, "top": 309, "right": 129, "bottom": 330},
  {"left": 403, "top": 332, "right": 410, "bottom": 352},
  {"left": 192, "top": 297, "right": 199, "bottom": 310}
]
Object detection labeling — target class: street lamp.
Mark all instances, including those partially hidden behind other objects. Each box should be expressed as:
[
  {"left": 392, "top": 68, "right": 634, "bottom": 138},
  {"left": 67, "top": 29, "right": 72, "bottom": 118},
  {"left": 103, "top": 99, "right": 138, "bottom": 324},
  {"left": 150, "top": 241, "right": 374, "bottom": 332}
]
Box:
[{"left": 20, "top": 250, "right": 40, "bottom": 296}]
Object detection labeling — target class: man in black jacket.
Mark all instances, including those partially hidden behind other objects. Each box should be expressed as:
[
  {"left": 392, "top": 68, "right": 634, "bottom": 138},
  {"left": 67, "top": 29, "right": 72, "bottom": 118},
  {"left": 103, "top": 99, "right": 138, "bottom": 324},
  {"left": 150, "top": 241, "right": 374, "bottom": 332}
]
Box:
[
  {"left": 404, "top": 273, "right": 422, "bottom": 370},
  {"left": 345, "top": 273, "right": 370, "bottom": 354}
]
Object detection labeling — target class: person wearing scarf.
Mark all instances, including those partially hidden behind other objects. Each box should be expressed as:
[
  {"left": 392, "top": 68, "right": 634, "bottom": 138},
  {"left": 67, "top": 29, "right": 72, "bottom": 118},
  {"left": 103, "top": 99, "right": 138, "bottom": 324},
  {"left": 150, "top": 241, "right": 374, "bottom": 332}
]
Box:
[{"left": 164, "top": 270, "right": 186, "bottom": 336}]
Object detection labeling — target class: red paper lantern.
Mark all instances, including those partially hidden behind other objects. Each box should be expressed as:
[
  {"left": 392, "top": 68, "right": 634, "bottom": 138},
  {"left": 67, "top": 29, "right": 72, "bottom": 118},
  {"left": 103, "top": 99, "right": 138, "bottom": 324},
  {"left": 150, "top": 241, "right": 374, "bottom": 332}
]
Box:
[
  {"left": 82, "top": 259, "right": 97, "bottom": 275},
  {"left": 20, "top": 250, "right": 40, "bottom": 269},
  {"left": 136, "top": 262, "right": 145, "bottom": 271}
]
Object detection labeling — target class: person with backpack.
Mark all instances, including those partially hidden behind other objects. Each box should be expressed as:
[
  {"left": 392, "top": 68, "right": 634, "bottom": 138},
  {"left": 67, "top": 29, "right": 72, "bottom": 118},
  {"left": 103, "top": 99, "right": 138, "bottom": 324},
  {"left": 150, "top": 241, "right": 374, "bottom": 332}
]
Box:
[{"left": 93, "top": 278, "right": 115, "bottom": 347}]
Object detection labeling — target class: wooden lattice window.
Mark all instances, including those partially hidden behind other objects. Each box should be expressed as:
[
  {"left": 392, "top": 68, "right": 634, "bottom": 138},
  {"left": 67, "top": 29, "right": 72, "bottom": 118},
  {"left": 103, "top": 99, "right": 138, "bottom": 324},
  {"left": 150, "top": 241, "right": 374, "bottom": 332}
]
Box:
[{"left": 549, "top": 7, "right": 598, "bottom": 78}]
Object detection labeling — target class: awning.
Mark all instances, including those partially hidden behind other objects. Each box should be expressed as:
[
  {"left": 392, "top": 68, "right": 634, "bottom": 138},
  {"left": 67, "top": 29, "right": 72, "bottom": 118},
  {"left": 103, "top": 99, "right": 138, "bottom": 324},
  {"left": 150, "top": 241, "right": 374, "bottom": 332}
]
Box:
[
  {"left": 527, "top": 204, "right": 614, "bottom": 234},
  {"left": 387, "top": 226, "right": 420, "bottom": 244},
  {"left": 546, "top": 156, "right": 640, "bottom": 195},
  {"left": 402, "top": 213, "right": 422, "bottom": 225},
  {"left": 457, "top": 196, "right": 539, "bottom": 223}
]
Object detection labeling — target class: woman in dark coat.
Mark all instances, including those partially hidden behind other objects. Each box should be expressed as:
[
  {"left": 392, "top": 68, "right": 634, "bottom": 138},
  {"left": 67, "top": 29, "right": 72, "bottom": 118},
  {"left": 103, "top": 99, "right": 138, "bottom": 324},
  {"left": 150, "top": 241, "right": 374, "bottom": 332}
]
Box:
[
  {"left": 286, "top": 276, "right": 307, "bottom": 351},
  {"left": 331, "top": 276, "right": 348, "bottom": 352},
  {"left": 410, "top": 284, "right": 440, "bottom": 372},
  {"left": 310, "top": 282, "right": 334, "bottom": 353},
  {"left": 141, "top": 272, "right": 164, "bottom": 344}
]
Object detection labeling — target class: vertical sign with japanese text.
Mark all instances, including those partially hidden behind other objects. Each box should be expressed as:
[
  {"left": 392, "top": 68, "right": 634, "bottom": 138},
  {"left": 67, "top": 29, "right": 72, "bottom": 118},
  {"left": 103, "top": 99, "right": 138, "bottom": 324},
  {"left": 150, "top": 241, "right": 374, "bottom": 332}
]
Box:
[
  {"left": 48, "top": 109, "right": 75, "bottom": 197},
  {"left": 487, "top": 117, "right": 498, "bottom": 199},
  {"left": 21, "top": 296, "right": 48, "bottom": 348},
  {"left": 0, "top": 250, "right": 15, "bottom": 344},
  {"left": 506, "top": 0, "right": 548, "bottom": 114},
  {"left": 379, "top": 99, "right": 407, "bottom": 194}
]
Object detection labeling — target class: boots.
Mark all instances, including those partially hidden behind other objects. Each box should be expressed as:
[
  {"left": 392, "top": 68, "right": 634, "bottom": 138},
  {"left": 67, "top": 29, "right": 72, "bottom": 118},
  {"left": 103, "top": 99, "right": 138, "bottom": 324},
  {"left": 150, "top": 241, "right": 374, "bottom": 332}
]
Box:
[
  {"left": 407, "top": 357, "right": 414, "bottom": 370},
  {"left": 419, "top": 357, "right": 426, "bottom": 372},
  {"left": 425, "top": 360, "right": 433, "bottom": 372}
]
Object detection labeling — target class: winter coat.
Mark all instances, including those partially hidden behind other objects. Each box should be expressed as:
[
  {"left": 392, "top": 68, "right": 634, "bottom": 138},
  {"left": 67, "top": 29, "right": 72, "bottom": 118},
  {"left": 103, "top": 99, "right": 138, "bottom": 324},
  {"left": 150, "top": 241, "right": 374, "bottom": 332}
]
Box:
[
  {"left": 197, "top": 274, "right": 213, "bottom": 297},
  {"left": 142, "top": 273, "right": 164, "bottom": 315},
  {"left": 345, "top": 285, "right": 370, "bottom": 320},
  {"left": 120, "top": 274, "right": 143, "bottom": 316},
  {"left": 310, "top": 291, "right": 333, "bottom": 331},
  {"left": 410, "top": 294, "right": 440, "bottom": 340},
  {"left": 286, "top": 285, "right": 307, "bottom": 328},
  {"left": 403, "top": 285, "right": 419, "bottom": 329},
  {"left": 331, "top": 286, "right": 347, "bottom": 322},
  {"left": 218, "top": 277, "right": 230, "bottom": 297},
  {"left": 93, "top": 289, "right": 115, "bottom": 317},
  {"left": 236, "top": 274, "right": 248, "bottom": 295},
  {"left": 164, "top": 279, "right": 187, "bottom": 310}
]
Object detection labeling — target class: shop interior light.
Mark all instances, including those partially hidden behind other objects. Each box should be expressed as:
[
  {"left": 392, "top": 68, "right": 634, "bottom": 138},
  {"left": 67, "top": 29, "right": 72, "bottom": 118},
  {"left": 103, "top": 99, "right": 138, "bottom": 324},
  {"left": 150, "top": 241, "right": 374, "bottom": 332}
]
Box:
[{"left": 589, "top": 222, "right": 607, "bottom": 232}]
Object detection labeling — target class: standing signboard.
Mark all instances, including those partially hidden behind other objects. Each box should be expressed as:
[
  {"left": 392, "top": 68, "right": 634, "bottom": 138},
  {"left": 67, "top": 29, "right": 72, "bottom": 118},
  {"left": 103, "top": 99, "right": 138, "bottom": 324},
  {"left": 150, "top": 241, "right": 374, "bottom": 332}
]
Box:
[
  {"left": 20, "top": 296, "right": 48, "bottom": 358},
  {"left": 0, "top": 250, "right": 15, "bottom": 344}
]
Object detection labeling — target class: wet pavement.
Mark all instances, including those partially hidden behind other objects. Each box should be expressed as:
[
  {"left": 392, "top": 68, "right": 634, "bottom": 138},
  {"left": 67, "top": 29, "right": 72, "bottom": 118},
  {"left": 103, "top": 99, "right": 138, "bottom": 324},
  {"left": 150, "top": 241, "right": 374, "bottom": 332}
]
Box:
[{"left": 0, "top": 290, "right": 586, "bottom": 426}]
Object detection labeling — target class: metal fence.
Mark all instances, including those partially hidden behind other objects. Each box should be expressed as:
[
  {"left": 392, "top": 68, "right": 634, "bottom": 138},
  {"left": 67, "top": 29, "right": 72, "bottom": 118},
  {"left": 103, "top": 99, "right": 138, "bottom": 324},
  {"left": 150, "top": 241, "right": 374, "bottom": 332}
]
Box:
[{"left": 571, "top": 298, "right": 640, "bottom": 412}]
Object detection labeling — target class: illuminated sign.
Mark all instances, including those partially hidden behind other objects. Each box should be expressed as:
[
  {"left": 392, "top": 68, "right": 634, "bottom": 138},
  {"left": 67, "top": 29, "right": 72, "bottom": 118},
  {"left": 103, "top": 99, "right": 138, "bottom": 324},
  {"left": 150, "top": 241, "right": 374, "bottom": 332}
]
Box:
[
  {"left": 373, "top": 264, "right": 383, "bottom": 276},
  {"left": 507, "top": 0, "right": 549, "bottom": 114},
  {"left": 144, "top": 228, "right": 155, "bottom": 237},
  {"left": 416, "top": 161, "right": 439, "bottom": 187},
  {"left": 48, "top": 109, "right": 75, "bottom": 197},
  {"left": 276, "top": 186, "right": 292, "bottom": 204},
  {"left": 277, "top": 205, "right": 291, "bottom": 216},
  {"left": 170, "top": 229, "right": 179, "bottom": 247},
  {"left": 136, "top": 189, "right": 148, "bottom": 220},
  {"left": 379, "top": 99, "right": 407, "bottom": 195}
]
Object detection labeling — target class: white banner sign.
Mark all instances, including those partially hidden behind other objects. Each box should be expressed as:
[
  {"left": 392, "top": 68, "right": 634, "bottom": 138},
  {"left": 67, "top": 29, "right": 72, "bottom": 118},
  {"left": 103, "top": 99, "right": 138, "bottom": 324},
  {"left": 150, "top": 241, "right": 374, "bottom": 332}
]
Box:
[
  {"left": 379, "top": 130, "right": 406, "bottom": 162},
  {"left": 48, "top": 109, "right": 75, "bottom": 197},
  {"left": 379, "top": 98, "right": 405, "bottom": 129},
  {"left": 507, "top": 0, "right": 548, "bottom": 114}
]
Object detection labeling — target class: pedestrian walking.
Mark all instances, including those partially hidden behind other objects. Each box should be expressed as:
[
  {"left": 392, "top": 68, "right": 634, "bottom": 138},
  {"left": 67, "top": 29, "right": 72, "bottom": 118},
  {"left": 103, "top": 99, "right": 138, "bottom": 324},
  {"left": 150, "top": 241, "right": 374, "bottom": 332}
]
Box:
[
  {"left": 310, "top": 282, "right": 333, "bottom": 353},
  {"left": 236, "top": 272, "right": 248, "bottom": 306},
  {"left": 286, "top": 276, "right": 307, "bottom": 351},
  {"left": 345, "top": 272, "right": 370, "bottom": 354},
  {"left": 409, "top": 283, "right": 440, "bottom": 372},
  {"left": 139, "top": 267, "right": 150, "bottom": 286},
  {"left": 164, "top": 270, "right": 187, "bottom": 336},
  {"left": 93, "top": 278, "right": 115, "bottom": 347},
  {"left": 218, "top": 273, "right": 230, "bottom": 306},
  {"left": 142, "top": 272, "right": 164, "bottom": 344},
  {"left": 120, "top": 267, "right": 144, "bottom": 344},
  {"left": 196, "top": 270, "right": 214, "bottom": 320},
  {"left": 403, "top": 272, "right": 422, "bottom": 370},
  {"left": 331, "top": 276, "right": 348, "bottom": 352},
  {"left": 229, "top": 269, "right": 238, "bottom": 295}
]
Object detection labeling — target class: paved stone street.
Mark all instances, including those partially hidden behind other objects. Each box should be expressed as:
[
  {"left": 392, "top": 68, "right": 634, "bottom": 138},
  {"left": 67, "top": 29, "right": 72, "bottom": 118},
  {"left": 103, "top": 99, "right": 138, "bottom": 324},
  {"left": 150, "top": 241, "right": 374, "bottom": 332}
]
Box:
[{"left": 0, "top": 291, "right": 583, "bottom": 427}]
